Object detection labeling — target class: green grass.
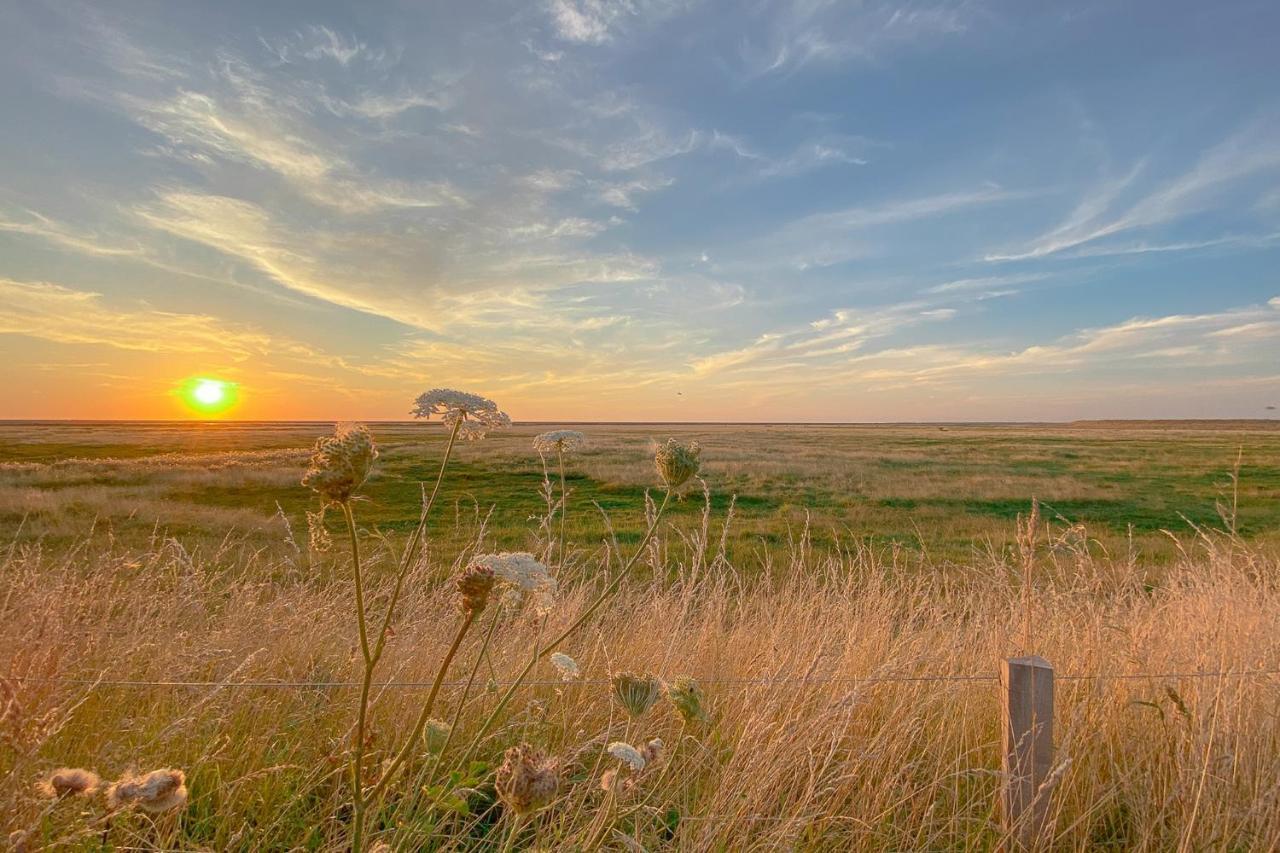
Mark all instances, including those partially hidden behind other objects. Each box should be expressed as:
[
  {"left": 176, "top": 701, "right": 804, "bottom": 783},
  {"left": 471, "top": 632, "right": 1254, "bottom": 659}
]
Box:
[{"left": 1, "top": 420, "right": 1277, "bottom": 563}]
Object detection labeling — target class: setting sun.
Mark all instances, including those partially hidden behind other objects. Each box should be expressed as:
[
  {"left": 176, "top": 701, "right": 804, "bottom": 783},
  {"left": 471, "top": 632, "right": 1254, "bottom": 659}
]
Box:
[{"left": 180, "top": 377, "right": 237, "bottom": 415}]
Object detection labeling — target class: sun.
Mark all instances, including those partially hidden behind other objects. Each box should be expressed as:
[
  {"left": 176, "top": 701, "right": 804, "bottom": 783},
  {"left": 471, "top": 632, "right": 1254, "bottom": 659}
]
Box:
[{"left": 179, "top": 377, "right": 238, "bottom": 415}]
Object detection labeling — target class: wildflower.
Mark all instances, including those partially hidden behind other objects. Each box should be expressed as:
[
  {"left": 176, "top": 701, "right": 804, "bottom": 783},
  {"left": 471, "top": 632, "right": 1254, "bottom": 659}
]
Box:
[
  {"left": 301, "top": 424, "right": 377, "bottom": 504},
  {"left": 533, "top": 430, "right": 587, "bottom": 454},
  {"left": 494, "top": 744, "right": 559, "bottom": 815},
  {"left": 455, "top": 563, "right": 496, "bottom": 615},
  {"left": 36, "top": 767, "right": 99, "bottom": 798},
  {"left": 611, "top": 672, "right": 663, "bottom": 719},
  {"left": 105, "top": 768, "right": 188, "bottom": 813},
  {"left": 607, "top": 742, "right": 646, "bottom": 772},
  {"left": 412, "top": 389, "right": 511, "bottom": 440},
  {"left": 550, "top": 652, "right": 581, "bottom": 681},
  {"left": 666, "top": 676, "right": 710, "bottom": 725},
  {"left": 640, "top": 738, "right": 664, "bottom": 766},
  {"left": 472, "top": 552, "right": 557, "bottom": 614},
  {"left": 424, "top": 719, "right": 451, "bottom": 754},
  {"left": 654, "top": 439, "right": 700, "bottom": 489}
]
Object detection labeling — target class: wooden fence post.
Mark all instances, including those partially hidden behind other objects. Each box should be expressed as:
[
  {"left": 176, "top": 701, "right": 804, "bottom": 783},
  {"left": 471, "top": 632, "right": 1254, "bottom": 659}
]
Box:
[{"left": 1001, "top": 655, "right": 1054, "bottom": 850}]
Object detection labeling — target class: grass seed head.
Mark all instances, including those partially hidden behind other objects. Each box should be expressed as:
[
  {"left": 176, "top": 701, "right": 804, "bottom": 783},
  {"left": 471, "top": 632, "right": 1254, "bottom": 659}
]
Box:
[
  {"left": 36, "top": 767, "right": 99, "bottom": 798},
  {"left": 301, "top": 424, "right": 377, "bottom": 505},
  {"left": 611, "top": 672, "right": 663, "bottom": 719},
  {"left": 106, "top": 768, "right": 188, "bottom": 813},
  {"left": 655, "top": 439, "right": 701, "bottom": 489},
  {"left": 495, "top": 743, "right": 559, "bottom": 815}
]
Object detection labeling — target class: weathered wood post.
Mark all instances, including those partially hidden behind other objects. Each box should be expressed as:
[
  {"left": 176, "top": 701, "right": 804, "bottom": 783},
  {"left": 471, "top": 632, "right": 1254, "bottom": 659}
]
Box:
[{"left": 1000, "top": 655, "right": 1054, "bottom": 850}]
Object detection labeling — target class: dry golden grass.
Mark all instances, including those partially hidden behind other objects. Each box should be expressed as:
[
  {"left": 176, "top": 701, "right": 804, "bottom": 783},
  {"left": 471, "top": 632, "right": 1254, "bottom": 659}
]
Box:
[{"left": 3, "top": 499, "right": 1279, "bottom": 849}]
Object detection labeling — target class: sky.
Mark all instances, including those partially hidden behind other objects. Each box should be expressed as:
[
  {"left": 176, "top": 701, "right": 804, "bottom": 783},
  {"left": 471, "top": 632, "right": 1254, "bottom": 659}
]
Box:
[{"left": 1, "top": 0, "right": 1278, "bottom": 422}]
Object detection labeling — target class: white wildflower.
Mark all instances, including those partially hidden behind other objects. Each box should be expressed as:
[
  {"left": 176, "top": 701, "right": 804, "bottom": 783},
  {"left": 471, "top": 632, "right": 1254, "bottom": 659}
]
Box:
[
  {"left": 550, "top": 652, "right": 581, "bottom": 681},
  {"left": 472, "top": 552, "right": 558, "bottom": 614},
  {"left": 533, "top": 430, "right": 587, "bottom": 454},
  {"left": 607, "top": 742, "right": 646, "bottom": 772},
  {"left": 411, "top": 388, "right": 510, "bottom": 440}
]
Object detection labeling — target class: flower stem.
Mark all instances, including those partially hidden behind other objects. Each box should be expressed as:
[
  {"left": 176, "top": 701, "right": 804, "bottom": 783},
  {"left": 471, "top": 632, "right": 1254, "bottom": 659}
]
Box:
[
  {"left": 340, "top": 500, "right": 371, "bottom": 853},
  {"left": 557, "top": 449, "right": 567, "bottom": 572},
  {"left": 454, "top": 489, "right": 672, "bottom": 771}
]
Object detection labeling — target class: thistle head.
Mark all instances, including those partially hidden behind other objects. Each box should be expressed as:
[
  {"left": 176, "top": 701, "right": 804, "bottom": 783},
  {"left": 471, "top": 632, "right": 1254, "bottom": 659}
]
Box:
[
  {"left": 654, "top": 439, "right": 700, "bottom": 490},
  {"left": 455, "top": 563, "right": 496, "bottom": 615},
  {"left": 494, "top": 743, "right": 559, "bottom": 815},
  {"left": 301, "top": 424, "right": 377, "bottom": 504},
  {"left": 610, "top": 672, "right": 663, "bottom": 719},
  {"left": 666, "top": 676, "right": 710, "bottom": 725},
  {"left": 105, "top": 768, "right": 188, "bottom": 814},
  {"left": 533, "top": 430, "right": 587, "bottom": 455},
  {"left": 411, "top": 389, "right": 510, "bottom": 440},
  {"left": 36, "top": 767, "right": 99, "bottom": 799}
]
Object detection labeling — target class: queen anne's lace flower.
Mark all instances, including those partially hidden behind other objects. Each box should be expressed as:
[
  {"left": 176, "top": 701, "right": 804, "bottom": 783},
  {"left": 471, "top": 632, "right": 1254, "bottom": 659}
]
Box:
[
  {"left": 301, "top": 424, "right": 377, "bottom": 504},
  {"left": 472, "top": 552, "right": 558, "bottom": 614},
  {"left": 611, "top": 672, "right": 663, "bottom": 718},
  {"left": 550, "top": 652, "right": 581, "bottom": 681},
  {"left": 607, "top": 742, "right": 646, "bottom": 772},
  {"left": 411, "top": 389, "right": 511, "bottom": 440},
  {"left": 654, "top": 439, "right": 701, "bottom": 489},
  {"left": 533, "top": 430, "right": 587, "bottom": 454}
]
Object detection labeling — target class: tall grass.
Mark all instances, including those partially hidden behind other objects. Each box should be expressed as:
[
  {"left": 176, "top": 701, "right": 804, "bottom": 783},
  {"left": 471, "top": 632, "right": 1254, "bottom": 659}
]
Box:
[{"left": 3, "top": 485, "right": 1278, "bottom": 848}]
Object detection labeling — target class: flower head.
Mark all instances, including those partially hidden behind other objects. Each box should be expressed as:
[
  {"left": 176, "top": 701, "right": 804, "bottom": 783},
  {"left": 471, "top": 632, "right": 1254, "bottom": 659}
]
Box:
[
  {"left": 455, "top": 563, "right": 496, "bottom": 615},
  {"left": 105, "top": 768, "right": 188, "bottom": 813},
  {"left": 610, "top": 672, "right": 663, "bottom": 719},
  {"left": 424, "top": 719, "right": 451, "bottom": 754},
  {"left": 550, "top": 652, "right": 581, "bottom": 681},
  {"left": 472, "top": 552, "right": 557, "bottom": 615},
  {"left": 607, "top": 742, "right": 646, "bottom": 772},
  {"left": 301, "top": 424, "right": 377, "bottom": 504},
  {"left": 666, "top": 676, "right": 710, "bottom": 725},
  {"left": 654, "top": 439, "right": 701, "bottom": 490},
  {"left": 495, "top": 743, "right": 559, "bottom": 815},
  {"left": 36, "top": 767, "right": 99, "bottom": 799},
  {"left": 412, "top": 389, "right": 510, "bottom": 440},
  {"left": 533, "top": 430, "right": 587, "bottom": 454}
]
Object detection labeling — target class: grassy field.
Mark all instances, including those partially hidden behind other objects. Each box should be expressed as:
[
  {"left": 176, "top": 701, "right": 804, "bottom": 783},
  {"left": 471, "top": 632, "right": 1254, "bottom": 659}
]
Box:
[
  {"left": 2, "top": 420, "right": 1278, "bottom": 564},
  {"left": 2, "top": 419, "right": 1280, "bottom": 850}
]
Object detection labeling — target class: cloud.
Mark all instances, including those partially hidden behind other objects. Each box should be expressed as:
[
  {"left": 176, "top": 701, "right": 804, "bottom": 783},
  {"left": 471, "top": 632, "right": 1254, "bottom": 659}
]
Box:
[
  {"left": 0, "top": 209, "right": 144, "bottom": 258},
  {"left": 987, "top": 119, "right": 1280, "bottom": 261},
  {"left": 546, "top": 0, "right": 693, "bottom": 44}
]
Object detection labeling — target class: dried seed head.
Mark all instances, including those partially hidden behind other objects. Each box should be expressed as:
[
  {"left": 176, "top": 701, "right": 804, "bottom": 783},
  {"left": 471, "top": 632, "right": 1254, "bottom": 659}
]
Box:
[
  {"left": 305, "top": 508, "right": 332, "bottom": 552},
  {"left": 533, "top": 430, "right": 587, "bottom": 454},
  {"left": 494, "top": 743, "right": 559, "bottom": 815},
  {"left": 105, "top": 768, "right": 188, "bottom": 814},
  {"left": 610, "top": 672, "right": 663, "bottom": 719},
  {"left": 301, "top": 424, "right": 377, "bottom": 504},
  {"left": 550, "top": 652, "right": 581, "bottom": 681},
  {"left": 654, "top": 439, "right": 701, "bottom": 490},
  {"left": 666, "top": 676, "right": 710, "bottom": 725},
  {"left": 36, "top": 767, "right": 99, "bottom": 799},
  {"left": 455, "top": 563, "right": 496, "bottom": 615}
]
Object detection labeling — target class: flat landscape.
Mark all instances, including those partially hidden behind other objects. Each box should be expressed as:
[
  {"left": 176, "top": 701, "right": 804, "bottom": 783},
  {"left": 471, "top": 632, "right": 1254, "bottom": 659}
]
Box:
[{"left": 3, "top": 419, "right": 1279, "bottom": 850}]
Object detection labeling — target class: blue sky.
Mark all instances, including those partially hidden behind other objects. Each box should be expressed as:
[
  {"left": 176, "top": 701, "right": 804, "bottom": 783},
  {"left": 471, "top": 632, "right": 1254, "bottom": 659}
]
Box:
[{"left": 0, "top": 0, "right": 1278, "bottom": 420}]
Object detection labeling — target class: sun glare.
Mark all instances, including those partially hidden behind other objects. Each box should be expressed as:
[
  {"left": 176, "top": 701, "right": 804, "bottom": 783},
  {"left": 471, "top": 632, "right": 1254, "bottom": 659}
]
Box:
[{"left": 180, "top": 377, "right": 237, "bottom": 415}]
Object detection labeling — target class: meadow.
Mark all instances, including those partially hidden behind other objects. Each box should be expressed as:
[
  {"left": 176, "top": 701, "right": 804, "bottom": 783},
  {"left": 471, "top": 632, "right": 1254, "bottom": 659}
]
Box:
[{"left": 2, "top": 415, "right": 1280, "bottom": 850}]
